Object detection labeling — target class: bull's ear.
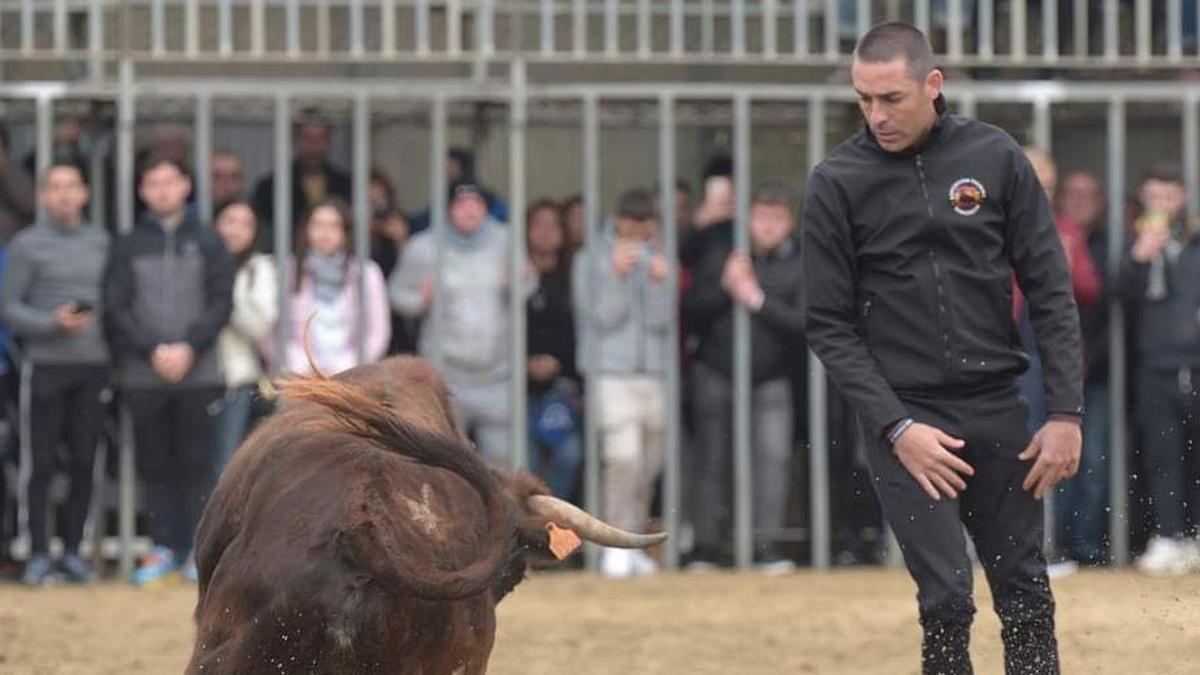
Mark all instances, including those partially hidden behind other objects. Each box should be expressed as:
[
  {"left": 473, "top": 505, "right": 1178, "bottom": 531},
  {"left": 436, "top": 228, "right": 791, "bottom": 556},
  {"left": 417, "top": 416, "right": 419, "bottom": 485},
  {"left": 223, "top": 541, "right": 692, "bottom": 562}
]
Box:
[{"left": 516, "top": 517, "right": 581, "bottom": 566}]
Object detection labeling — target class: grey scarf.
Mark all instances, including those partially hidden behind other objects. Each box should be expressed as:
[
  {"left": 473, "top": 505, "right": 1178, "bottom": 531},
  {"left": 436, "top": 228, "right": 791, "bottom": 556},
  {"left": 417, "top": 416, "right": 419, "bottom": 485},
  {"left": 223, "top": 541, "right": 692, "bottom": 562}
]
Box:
[{"left": 309, "top": 251, "right": 348, "bottom": 304}]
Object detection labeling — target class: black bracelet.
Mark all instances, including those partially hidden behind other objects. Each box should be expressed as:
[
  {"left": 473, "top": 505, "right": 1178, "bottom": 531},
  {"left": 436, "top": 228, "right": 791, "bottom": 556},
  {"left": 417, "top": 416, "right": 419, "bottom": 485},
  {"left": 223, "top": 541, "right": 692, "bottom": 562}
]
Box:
[{"left": 887, "top": 417, "right": 915, "bottom": 446}]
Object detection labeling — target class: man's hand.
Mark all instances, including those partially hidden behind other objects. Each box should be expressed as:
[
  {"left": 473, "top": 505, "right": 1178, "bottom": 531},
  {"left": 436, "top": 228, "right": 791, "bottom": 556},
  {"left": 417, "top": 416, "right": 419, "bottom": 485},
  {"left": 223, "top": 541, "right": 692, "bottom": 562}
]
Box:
[
  {"left": 419, "top": 277, "right": 435, "bottom": 310},
  {"left": 528, "top": 354, "right": 562, "bottom": 383},
  {"left": 648, "top": 253, "right": 669, "bottom": 282},
  {"left": 1019, "top": 419, "right": 1082, "bottom": 499},
  {"left": 152, "top": 343, "right": 196, "bottom": 383},
  {"left": 54, "top": 304, "right": 91, "bottom": 335},
  {"left": 892, "top": 422, "right": 975, "bottom": 501},
  {"left": 611, "top": 241, "right": 642, "bottom": 278},
  {"left": 1131, "top": 228, "right": 1171, "bottom": 263}
]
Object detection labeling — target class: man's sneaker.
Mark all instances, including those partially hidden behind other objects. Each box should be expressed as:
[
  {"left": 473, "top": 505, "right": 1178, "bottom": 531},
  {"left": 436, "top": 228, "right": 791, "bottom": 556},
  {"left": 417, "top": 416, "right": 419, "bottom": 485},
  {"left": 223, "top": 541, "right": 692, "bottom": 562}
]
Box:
[
  {"left": 21, "top": 554, "right": 54, "bottom": 587},
  {"left": 683, "top": 545, "right": 724, "bottom": 572},
  {"left": 59, "top": 554, "right": 96, "bottom": 584},
  {"left": 599, "top": 548, "right": 636, "bottom": 579},
  {"left": 1136, "top": 536, "right": 1200, "bottom": 576},
  {"left": 1046, "top": 560, "right": 1079, "bottom": 580},
  {"left": 631, "top": 550, "right": 659, "bottom": 577},
  {"left": 132, "top": 546, "right": 179, "bottom": 587},
  {"left": 756, "top": 557, "right": 798, "bottom": 577}
]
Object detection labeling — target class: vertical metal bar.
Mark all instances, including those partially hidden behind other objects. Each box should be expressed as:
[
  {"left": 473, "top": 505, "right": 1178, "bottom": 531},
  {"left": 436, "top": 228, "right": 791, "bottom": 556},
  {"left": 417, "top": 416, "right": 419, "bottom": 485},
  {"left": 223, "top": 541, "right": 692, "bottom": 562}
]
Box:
[
  {"left": 318, "top": 0, "right": 331, "bottom": 55},
  {"left": 732, "top": 93, "right": 753, "bottom": 570},
  {"left": 251, "top": 0, "right": 266, "bottom": 56},
  {"left": 287, "top": 0, "right": 301, "bottom": 57},
  {"left": 447, "top": 0, "right": 462, "bottom": 56},
  {"left": 582, "top": 93, "right": 601, "bottom": 571},
  {"left": 1010, "top": 0, "right": 1026, "bottom": 60},
  {"left": 574, "top": 0, "right": 587, "bottom": 57},
  {"left": 116, "top": 58, "right": 136, "bottom": 578},
  {"left": 659, "top": 92, "right": 681, "bottom": 570},
  {"left": 794, "top": 0, "right": 809, "bottom": 56},
  {"left": 195, "top": 93, "right": 212, "bottom": 221},
  {"left": 417, "top": 0, "right": 431, "bottom": 55},
  {"left": 1073, "top": 0, "right": 1087, "bottom": 57},
  {"left": 219, "top": 0, "right": 233, "bottom": 56},
  {"left": 605, "top": 0, "right": 618, "bottom": 56},
  {"left": 1168, "top": 0, "right": 1182, "bottom": 60},
  {"left": 958, "top": 92, "right": 977, "bottom": 118},
  {"left": 824, "top": 0, "right": 838, "bottom": 59},
  {"left": 914, "top": 0, "right": 930, "bottom": 37},
  {"left": 509, "top": 61, "right": 529, "bottom": 471},
  {"left": 21, "top": 0, "right": 33, "bottom": 52},
  {"left": 353, "top": 92, "right": 370, "bottom": 362},
  {"left": 1103, "top": 0, "right": 1118, "bottom": 61},
  {"left": 638, "top": 0, "right": 651, "bottom": 58},
  {"left": 89, "top": 113, "right": 108, "bottom": 226},
  {"left": 54, "top": 0, "right": 67, "bottom": 52},
  {"left": 701, "top": 0, "right": 715, "bottom": 55},
  {"left": 948, "top": 0, "right": 963, "bottom": 60},
  {"left": 1042, "top": 0, "right": 1058, "bottom": 60},
  {"left": 978, "top": 0, "right": 994, "bottom": 59},
  {"left": 273, "top": 94, "right": 293, "bottom": 375},
  {"left": 480, "top": 0, "right": 495, "bottom": 56},
  {"left": 541, "top": 0, "right": 555, "bottom": 54},
  {"left": 89, "top": 0, "right": 104, "bottom": 80},
  {"left": 1032, "top": 96, "right": 1052, "bottom": 154},
  {"left": 35, "top": 96, "right": 53, "bottom": 183},
  {"left": 732, "top": 0, "right": 746, "bottom": 57},
  {"left": 670, "top": 0, "right": 684, "bottom": 57},
  {"left": 186, "top": 0, "right": 199, "bottom": 56},
  {"left": 763, "top": 0, "right": 778, "bottom": 58},
  {"left": 807, "top": 95, "right": 831, "bottom": 571},
  {"left": 1106, "top": 97, "right": 1129, "bottom": 567},
  {"left": 429, "top": 95, "right": 448, "bottom": 368},
  {"left": 151, "top": 0, "right": 165, "bottom": 55},
  {"left": 855, "top": 0, "right": 870, "bottom": 42},
  {"left": 1135, "top": 0, "right": 1150, "bottom": 60},
  {"left": 1185, "top": 92, "right": 1199, "bottom": 222},
  {"left": 351, "top": 0, "right": 365, "bottom": 57},
  {"left": 382, "top": 0, "right": 396, "bottom": 57}
]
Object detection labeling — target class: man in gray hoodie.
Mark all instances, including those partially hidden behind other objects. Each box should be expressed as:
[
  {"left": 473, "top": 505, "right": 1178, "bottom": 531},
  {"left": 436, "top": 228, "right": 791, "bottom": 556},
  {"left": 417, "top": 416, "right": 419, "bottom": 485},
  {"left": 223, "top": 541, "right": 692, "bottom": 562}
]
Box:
[
  {"left": 573, "top": 189, "right": 673, "bottom": 577},
  {"left": 1, "top": 163, "right": 110, "bottom": 585}
]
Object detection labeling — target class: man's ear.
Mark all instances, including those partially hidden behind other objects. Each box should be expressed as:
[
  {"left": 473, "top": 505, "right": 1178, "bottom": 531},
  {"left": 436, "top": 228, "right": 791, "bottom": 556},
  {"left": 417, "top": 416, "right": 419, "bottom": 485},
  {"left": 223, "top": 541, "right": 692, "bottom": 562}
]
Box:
[{"left": 925, "top": 68, "right": 944, "bottom": 101}]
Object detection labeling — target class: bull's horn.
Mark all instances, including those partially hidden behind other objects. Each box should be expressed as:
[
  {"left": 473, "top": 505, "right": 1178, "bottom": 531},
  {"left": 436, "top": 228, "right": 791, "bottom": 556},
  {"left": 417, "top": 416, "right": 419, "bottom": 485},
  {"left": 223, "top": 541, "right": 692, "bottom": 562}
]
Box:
[{"left": 527, "top": 495, "right": 668, "bottom": 549}]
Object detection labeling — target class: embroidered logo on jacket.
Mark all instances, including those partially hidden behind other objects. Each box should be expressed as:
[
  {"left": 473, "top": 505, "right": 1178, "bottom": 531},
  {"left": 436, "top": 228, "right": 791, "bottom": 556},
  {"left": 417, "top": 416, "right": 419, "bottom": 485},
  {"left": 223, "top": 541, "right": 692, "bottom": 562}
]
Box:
[{"left": 948, "top": 178, "right": 987, "bottom": 216}]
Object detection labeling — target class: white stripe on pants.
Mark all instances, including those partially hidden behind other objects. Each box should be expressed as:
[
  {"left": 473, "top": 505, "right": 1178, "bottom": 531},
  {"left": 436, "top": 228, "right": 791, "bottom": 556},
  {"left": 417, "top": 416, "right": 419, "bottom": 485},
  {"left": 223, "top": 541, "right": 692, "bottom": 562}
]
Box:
[{"left": 597, "top": 374, "right": 665, "bottom": 532}]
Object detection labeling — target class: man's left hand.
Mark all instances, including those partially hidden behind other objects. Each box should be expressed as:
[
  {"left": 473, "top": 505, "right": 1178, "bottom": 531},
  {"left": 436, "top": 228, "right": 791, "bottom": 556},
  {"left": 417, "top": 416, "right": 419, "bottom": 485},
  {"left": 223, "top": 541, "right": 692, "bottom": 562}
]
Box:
[{"left": 1019, "top": 419, "right": 1082, "bottom": 499}]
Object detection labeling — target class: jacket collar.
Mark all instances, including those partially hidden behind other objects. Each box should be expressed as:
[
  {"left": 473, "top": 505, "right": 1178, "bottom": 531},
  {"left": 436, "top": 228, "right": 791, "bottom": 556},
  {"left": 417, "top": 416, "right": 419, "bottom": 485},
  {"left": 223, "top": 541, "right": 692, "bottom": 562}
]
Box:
[{"left": 863, "top": 93, "right": 950, "bottom": 156}]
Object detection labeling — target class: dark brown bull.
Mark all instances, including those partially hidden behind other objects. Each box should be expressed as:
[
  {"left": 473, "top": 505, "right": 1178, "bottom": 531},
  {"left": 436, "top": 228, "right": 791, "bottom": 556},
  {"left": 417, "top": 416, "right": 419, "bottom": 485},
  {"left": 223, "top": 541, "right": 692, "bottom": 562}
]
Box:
[{"left": 187, "top": 356, "right": 664, "bottom": 674}]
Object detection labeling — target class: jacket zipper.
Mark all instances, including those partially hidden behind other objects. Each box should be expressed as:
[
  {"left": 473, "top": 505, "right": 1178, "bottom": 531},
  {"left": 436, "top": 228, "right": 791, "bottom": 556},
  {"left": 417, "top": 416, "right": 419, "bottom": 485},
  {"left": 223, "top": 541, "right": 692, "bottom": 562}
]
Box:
[
  {"left": 635, "top": 268, "right": 645, "bottom": 371},
  {"left": 914, "top": 154, "right": 934, "bottom": 217},
  {"left": 164, "top": 226, "right": 176, "bottom": 342},
  {"left": 916, "top": 153, "right": 952, "bottom": 369}
]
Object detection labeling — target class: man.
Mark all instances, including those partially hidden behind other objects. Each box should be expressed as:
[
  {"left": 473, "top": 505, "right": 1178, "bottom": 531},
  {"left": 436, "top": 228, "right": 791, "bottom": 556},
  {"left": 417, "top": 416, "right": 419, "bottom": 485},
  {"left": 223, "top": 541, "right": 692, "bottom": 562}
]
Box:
[
  {"left": 683, "top": 181, "right": 803, "bottom": 573},
  {"left": 252, "top": 118, "right": 352, "bottom": 250},
  {"left": 1, "top": 164, "right": 109, "bottom": 585},
  {"left": 105, "top": 156, "right": 234, "bottom": 585},
  {"left": 803, "top": 23, "right": 1082, "bottom": 673},
  {"left": 0, "top": 124, "right": 35, "bottom": 243},
  {"left": 1120, "top": 163, "right": 1200, "bottom": 576},
  {"left": 572, "top": 189, "right": 672, "bottom": 578},
  {"left": 210, "top": 151, "right": 247, "bottom": 214},
  {"left": 390, "top": 182, "right": 525, "bottom": 464},
  {"left": 408, "top": 149, "right": 509, "bottom": 235}
]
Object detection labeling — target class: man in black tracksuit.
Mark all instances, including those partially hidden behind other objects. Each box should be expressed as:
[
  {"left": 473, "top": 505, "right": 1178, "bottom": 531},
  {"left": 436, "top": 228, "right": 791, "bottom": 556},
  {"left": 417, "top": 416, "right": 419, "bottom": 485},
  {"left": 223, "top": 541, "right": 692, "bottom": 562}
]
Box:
[
  {"left": 803, "top": 24, "right": 1083, "bottom": 674},
  {"left": 105, "top": 155, "right": 234, "bottom": 583}
]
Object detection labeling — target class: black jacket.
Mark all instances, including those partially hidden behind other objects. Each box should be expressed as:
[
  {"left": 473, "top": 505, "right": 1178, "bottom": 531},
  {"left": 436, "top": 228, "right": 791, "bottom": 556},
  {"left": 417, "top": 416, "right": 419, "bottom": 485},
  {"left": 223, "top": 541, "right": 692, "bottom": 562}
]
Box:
[
  {"left": 1120, "top": 221, "right": 1200, "bottom": 371},
  {"left": 252, "top": 160, "right": 353, "bottom": 252},
  {"left": 685, "top": 236, "right": 805, "bottom": 384},
  {"left": 528, "top": 271, "right": 579, "bottom": 395},
  {"left": 802, "top": 97, "right": 1083, "bottom": 437}
]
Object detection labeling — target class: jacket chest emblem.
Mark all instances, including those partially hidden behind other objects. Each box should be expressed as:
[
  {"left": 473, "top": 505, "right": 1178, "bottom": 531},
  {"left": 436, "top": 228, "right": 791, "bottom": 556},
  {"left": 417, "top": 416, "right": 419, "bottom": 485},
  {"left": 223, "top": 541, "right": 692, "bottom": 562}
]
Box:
[{"left": 948, "top": 178, "right": 987, "bottom": 217}]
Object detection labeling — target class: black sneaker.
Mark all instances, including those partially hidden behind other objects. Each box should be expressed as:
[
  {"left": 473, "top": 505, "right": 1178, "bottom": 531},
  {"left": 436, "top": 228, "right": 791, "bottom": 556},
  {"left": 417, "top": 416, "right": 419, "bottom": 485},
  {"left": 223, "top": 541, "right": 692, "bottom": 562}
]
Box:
[
  {"left": 59, "top": 554, "right": 96, "bottom": 584},
  {"left": 21, "top": 554, "right": 54, "bottom": 586},
  {"left": 683, "top": 545, "right": 724, "bottom": 572}
]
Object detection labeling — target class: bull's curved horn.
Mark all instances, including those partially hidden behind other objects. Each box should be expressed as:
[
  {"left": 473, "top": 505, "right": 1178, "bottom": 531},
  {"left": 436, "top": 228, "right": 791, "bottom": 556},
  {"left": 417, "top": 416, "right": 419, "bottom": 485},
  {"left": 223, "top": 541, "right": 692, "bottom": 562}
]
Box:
[{"left": 527, "top": 495, "right": 668, "bottom": 549}]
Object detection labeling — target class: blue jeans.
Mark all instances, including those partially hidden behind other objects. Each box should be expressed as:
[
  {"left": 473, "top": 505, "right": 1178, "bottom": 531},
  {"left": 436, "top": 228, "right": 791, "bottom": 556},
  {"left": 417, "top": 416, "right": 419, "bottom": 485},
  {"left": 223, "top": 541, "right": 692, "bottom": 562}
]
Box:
[
  {"left": 1055, "top": 382, "right": 1110, "bottom": 562},
  {"left": 527, "top": 390, "right": 583, "bottom": 503},
  {"left": 214, "top": 385, "right": 256, "bottom": 481}
]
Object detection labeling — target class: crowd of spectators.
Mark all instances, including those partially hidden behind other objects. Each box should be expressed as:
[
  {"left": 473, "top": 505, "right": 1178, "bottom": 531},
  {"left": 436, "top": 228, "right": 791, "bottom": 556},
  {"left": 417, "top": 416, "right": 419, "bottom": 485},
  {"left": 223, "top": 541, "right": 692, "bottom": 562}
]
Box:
[{"left": 0, "top": 114, "right": 1197, "bottom": 586}]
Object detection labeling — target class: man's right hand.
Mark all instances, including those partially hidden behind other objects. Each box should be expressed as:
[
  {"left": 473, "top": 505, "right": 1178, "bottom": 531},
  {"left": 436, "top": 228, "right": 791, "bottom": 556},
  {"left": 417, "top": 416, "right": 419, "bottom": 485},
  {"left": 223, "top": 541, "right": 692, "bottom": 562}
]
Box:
[
  {"left": 892, "top": 422, "right": 974, "bottom": 501},
  {"left": 611, "top": 241, "right": 641, "bottom": 278},
  {"left": 1131, "top": 228, "right": 1171, "bottom": 263},
  {"left": 54, "top": 304, "right": 90, "bottom": 334}
]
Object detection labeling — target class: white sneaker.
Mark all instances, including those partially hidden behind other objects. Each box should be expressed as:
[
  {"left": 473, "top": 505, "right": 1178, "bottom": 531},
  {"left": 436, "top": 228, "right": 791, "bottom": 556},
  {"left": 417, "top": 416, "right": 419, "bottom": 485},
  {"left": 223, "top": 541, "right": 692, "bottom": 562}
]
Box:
[
  {"left": 600, "top": 549, "right": 636, "bottom": 578},
  {"left": 1046, "top": 560, "right": 1079, "bottom": 580},
  {"left": 756, "top": 558, "right": 798, "bottom": 577},
  {"left": 1136, "top": 536, "right": 1200, "bottom": 576},
  {"left": 631, "top": 550, "right": 659, "bottom": 577}
]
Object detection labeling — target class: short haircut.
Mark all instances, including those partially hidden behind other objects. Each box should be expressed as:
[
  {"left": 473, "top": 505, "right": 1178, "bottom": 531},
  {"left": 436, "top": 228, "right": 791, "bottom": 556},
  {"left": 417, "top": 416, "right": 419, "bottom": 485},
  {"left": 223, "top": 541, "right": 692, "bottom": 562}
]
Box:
[
  {"left": 617, "top": 189, "right": 656, "bottom": 221},
  {"left": 1141, "top": 162, "right": 1184, "bottom": 187},
  {"left": 702, "top": 155, "right": 733, "bottom": 181},
  {"left": 854, "top": 21, "right": 935, "bottom": 80},
  {"left": 139, "top": 153, "right": 190, "bottom": 183},
  {"left": 40, "top": 162, "right": 85, "bottom": 187},
  {"left": 526, "top": 198, "right": 560, "bottom": 225},
  {"left": 752, "top": 180, "right": 796, "bottom": 208}
]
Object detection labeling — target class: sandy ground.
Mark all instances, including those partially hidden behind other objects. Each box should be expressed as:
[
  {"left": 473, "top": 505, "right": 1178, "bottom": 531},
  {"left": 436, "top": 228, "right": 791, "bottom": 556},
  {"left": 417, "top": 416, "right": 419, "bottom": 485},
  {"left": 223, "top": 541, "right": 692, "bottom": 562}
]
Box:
[{"left": 0, "top": 568, "right": 1197, "bottom": 674}]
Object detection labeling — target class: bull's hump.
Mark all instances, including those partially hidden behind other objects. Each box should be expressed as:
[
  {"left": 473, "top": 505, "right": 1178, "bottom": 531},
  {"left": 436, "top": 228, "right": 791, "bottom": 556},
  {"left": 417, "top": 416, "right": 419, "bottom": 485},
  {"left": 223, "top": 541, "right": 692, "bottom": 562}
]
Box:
[{"left": 405, "top": 483, "right": 443, "bottom": 539}]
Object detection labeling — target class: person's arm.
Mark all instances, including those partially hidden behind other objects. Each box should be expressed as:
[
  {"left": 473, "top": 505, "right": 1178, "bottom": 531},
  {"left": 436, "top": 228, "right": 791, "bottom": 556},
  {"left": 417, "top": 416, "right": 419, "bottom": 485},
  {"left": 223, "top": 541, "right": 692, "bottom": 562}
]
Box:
[
  {"left": 753, "top": 257, "right": 805, "bottom": 336},
  {"left": 389, "top": 235, "right": 432, "bottom": 319},
  {"left": 0, "top": 237, "right": 59, "bottom": 338},
  {"left": 103, "top": 237, "right": 159, "bottom": 357},
  {"left": 1006, "top": 151, "right": 1084, "bottom": 419},
  {"left": 590, "top": 244, "right": 635, "bottom": 333},
  {"left": 681, "top": 248, "right": 733, "bottom": 328},
  {"left": 802, "top": 168, "right": 908, "bottom": 438},
  {"left": 1064, "top": 226, "right": 1102, "bottom": 308},
  {"left": 183, "top": 235, "right": 236, "bottom": 355},
  {"left": 228, "top": 256, "right": 279, "bottom": 343},
  {"left": 362, "top": 260, "right": 392, "bottom": 362}
]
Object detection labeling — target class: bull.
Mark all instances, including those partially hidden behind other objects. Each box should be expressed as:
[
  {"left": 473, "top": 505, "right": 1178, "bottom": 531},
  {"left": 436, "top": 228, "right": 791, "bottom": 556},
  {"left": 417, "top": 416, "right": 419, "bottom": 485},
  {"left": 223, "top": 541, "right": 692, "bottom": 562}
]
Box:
[{"left": 187, "top": 356, "right": 664, "bottom": 674}]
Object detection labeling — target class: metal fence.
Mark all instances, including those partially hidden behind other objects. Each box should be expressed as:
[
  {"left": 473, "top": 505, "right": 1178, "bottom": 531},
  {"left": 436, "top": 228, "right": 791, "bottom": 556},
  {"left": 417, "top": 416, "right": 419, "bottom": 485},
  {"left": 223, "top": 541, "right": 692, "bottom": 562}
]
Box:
[{"left": 1, "top": 1, "right": 1199, "bottom": 68}]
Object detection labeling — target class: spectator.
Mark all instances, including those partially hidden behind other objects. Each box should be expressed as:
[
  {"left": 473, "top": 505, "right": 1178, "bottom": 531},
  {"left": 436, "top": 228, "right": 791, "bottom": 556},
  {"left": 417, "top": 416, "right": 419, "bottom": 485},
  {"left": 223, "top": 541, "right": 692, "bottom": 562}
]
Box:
[
  {"left": 680, "top": 156, "right": 735, "bottom": 268},
  {"left": 0, "top": 124, "right": 36, "bottom": 243},
  {"left": 655, "top": 179, "right": 694, "bottom": 238},
  {"left": 562, "top": 194, "right": 586, "bottom": 255},
  {"left": 525, "top": 199, "right": 583, "bottom": 503},
  {"left": 572, "top": 188, "right": 671, "bottom": 578},
  {"left": 278, "top": 198, "right": 389, "bottom": 376},
  {"left": 1055, "top": 170, "right": 1112, "bottom": 564},
  {"left": 1, "top": 163, "right": 109, "bottom": 585},
  {"left": 212, "top": 201, "right": 277, "bottom": 477},
  {"left": 22, "top": 116, "right": 89, "bottom": 185},
  {"left": 392, "top": 182, "right": 525, "bottom": 464},
  {"left": 1120, "top": 163, "right": 1200, "bottom": 575},
  {"left": 253, "top": 117, "right": 352, "bottom": 252},
  {"left": 367, "top": 169, "right": 408, "bottom": 279},
  {"left": 683, "top": 181, "right": 804, "bottom": 573},
  {"left": 104, "top": 155, "right": 234, "bottom": 586},
  {"left": 211, "top": 151, "right": 247, "bottom": 215},
  {"left": 408, "top": 149, "right": 510, "bottom": 235},
  {"left": 135, "top": 124, "right": 195, "bottom": 219}
]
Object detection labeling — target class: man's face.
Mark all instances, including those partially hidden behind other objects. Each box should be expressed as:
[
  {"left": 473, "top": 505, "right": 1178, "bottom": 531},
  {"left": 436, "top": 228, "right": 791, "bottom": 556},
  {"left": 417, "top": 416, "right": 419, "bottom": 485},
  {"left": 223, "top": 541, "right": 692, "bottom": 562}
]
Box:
[
  {"left": 749, "top": 203, "right": 792, "bottom": 253},
  {"left": 1057, "top": 173, "right": 1103, "bottom": 230},
  {"left": 449, "top": 193, "right": 488, "bottom": 236},
  {"left": 139, "top": 163, "right": 192, "bottom": 218},
  {"left": 851, "top": 58, "right": 942, "bottom": 153},
  {"left": 296, "top": 124, "right": 331, "bottom": 167},
  {"left": 1139, "top": 178, "right": 1187, "bottom": 221},
  {"left": 211, "top": 154, "right": 245, "bottom": 205},
  {"left": 40, "top": 167, "right": 89, "bottom": 225},
  {"left": 615, "top": 216, "right": 657, "bottom": 243}
]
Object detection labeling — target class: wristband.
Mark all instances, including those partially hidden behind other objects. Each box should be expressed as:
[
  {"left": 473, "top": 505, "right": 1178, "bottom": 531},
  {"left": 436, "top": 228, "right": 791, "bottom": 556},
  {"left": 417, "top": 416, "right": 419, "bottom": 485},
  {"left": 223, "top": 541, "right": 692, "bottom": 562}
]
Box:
[{"left": 886, "top": 417, "right": 915, "bottom": 446}]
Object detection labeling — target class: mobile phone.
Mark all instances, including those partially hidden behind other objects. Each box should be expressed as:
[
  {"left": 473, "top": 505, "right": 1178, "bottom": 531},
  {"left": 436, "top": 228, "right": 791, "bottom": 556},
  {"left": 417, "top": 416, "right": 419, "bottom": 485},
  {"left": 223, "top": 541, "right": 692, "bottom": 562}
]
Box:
[{"left": 73, "top": 301, "right": 94, "bottom": 314}]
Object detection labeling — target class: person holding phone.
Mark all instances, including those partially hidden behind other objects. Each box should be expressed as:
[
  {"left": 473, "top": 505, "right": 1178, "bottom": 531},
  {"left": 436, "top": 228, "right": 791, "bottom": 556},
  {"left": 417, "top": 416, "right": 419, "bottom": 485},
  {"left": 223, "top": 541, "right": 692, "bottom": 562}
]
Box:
[{"left": 0, "top": 163, "right": 110, "bottom": 586}]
